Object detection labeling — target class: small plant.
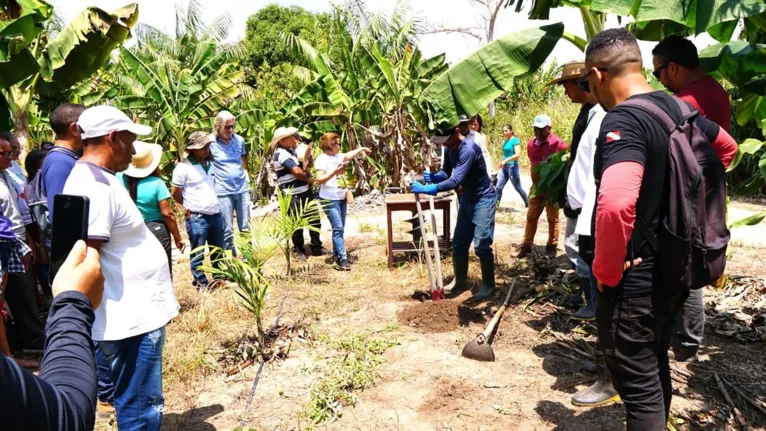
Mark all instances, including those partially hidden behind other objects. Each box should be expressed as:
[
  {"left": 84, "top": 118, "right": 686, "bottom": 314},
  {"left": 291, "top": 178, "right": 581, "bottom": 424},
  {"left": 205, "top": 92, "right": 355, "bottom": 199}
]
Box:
[
  {"left": 530, "top": 151, "right": 570, "bottom": 207},
  {"left": 306, "top": 332, "right": 398, "bottom": 424},
  {"left": 357, "top": 221, "right": 377, "bottom": 233},
  {"left": 207, "top": 252, "right": 271, "bottom": 346},
  {"left": 270, "top": 188, "right": 321, "bottom": 277}
]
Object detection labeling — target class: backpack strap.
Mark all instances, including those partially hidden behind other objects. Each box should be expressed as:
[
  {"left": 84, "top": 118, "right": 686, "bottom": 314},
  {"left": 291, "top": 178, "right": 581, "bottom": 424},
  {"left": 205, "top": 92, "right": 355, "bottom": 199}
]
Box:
[{"left": 620, "top": 98, "right": 678, "bottom": 133}]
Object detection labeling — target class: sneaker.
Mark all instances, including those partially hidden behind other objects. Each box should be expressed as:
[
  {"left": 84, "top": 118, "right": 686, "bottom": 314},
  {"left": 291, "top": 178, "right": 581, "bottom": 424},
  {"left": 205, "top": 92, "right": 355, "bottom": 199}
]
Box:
[
  {"left": 339, "top": 259, "right": 351, "bottom": 271},
  {"left": 97, "top": 401, "right": 116, "bottom": 418},
  {"left": 545, "top": 244, "right": 557, "bottom": 257},
  {"left": 517, "top": 244, "right": 533, "bottom": 258}
]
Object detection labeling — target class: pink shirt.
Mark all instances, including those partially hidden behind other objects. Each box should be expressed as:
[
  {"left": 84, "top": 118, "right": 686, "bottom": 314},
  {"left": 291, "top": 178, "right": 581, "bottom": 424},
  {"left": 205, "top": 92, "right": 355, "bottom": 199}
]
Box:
[{"left": 526, "top": 133, "right": 568, "bottom": 183}]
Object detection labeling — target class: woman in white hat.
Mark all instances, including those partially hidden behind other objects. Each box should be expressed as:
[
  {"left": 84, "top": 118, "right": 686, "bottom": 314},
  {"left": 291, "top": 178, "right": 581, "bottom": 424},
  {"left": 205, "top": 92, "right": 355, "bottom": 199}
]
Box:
[
  {"left": 120, "top": 142, "right": 185, "bottom": 276},
  {"left": 271, "top": 127, "right": 323, "bottom": 261}
]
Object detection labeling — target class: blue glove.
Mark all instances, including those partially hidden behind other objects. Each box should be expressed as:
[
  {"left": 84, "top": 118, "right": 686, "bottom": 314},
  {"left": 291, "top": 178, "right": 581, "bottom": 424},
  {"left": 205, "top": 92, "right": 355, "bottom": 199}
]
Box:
[
  {"left": 410, "top": 182, "right": 438, "bottom": 196},
  {"left": 424, "top": 170, "right": 447, "bottom": 184}
]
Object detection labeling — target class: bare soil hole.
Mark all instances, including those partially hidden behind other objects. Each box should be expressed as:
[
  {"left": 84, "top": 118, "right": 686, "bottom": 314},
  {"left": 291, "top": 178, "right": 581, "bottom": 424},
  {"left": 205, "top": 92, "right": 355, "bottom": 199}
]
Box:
[{"left": 397, "top": 298, "right": 487, "bottom": 333}]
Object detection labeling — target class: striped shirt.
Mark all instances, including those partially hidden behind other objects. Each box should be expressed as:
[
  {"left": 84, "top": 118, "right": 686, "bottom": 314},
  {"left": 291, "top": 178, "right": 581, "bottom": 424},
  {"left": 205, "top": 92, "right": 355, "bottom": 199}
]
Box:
[{"left": 273, "top": 147, "right": 309, "bottom": 195}]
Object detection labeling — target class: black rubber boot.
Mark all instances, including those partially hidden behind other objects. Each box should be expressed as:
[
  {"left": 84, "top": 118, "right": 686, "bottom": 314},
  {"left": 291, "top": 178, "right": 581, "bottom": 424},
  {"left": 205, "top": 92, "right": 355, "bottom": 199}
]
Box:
[
  {"left": 571, "top": 351, "right": 620, "bottom": 407},
  {"left": 572, "top": 277, "right": 596, "bottom": 320},
  {"left": 472, "top": 260, "right": 495, "bottom": 301},
  {"left": 443, "top": 255, "right": 469, "bottom": 295}
]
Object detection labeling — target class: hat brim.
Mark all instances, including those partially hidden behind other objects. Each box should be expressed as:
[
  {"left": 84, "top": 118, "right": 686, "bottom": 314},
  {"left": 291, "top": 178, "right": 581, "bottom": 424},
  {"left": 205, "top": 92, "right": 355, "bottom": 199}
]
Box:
[
  {"left": 532, "top": 122, "right": 551, "bottom": 129},
  {"left": 186, "top": 139, "right": 214, "bottom": 151},
  {"left": 429, "top": 135, "right": 450, "bottom": 145},
  {"left": 269, "top": 127, "right": 300, "bottom": 150},
  {"left": 125, "top": 123, "right": 153, "bottom": 136},
  {"left": 124, "top": 143, "right": 163, "bottom": 179},
  {"left": 546, "top": 73, "right": 581, "bottom": 87}
]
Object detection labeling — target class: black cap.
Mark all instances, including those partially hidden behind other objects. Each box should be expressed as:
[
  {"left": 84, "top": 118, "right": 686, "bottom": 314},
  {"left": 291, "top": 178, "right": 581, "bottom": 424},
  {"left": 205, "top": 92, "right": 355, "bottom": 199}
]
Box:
[{"left": 430, "top": 115, "right": 471, "bottom": 144}]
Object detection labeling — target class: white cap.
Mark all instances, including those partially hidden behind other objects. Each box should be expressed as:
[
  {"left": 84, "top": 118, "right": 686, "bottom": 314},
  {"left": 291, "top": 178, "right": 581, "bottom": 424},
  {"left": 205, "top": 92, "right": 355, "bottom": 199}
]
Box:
[
  {"left": 532, "top": 114, "right": 552, "bottom": 129},
  {"left": 77, "top": 105, "right": 152, "bottom": 139}
]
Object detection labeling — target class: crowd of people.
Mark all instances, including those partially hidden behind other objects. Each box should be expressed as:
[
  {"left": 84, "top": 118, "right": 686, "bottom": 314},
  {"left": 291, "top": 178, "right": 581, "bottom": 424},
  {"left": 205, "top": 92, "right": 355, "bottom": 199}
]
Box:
[{"left": 0, "top": 28, "right": 742, "bottom": 431}]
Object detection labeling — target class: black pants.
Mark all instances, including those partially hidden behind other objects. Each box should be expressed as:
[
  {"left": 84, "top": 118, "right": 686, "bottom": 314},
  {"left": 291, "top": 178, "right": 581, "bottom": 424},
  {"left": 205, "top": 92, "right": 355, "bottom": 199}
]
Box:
[
  {"left": 289, "top": 190, "right": 322, "bottom": 253},
  {"left": 670, "top": 288, "right": 704, "bottom": 361},
  {"left": 596, "top": 288, "right": 687, "bottom": 431},
  {"left": 5, "top": 270, "right": 46, "bottom": 349},
  {"left": 146, "top": 221, "right": 172, "bottom": 280}
]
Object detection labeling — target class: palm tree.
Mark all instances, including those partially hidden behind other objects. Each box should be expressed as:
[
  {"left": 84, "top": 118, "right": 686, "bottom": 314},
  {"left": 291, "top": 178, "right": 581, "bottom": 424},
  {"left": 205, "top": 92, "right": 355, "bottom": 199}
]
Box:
[{"left": 97, "top": 0, "right": 250, "bottom": 159}]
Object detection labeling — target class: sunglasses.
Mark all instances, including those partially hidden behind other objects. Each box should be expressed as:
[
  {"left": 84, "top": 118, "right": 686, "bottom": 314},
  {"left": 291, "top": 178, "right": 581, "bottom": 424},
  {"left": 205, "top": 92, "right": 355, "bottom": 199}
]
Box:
[
  {"left": 652, "top": 64, "right": 668, "bottom": 80},
  {"left": 577, "top": 67, "right": 608, "bottom": 93}
]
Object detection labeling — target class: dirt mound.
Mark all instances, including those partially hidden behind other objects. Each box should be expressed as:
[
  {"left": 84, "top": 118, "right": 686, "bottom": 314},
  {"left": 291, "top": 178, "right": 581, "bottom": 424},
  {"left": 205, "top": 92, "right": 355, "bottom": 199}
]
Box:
[{"left": 397, "top": 298, "right": 486, "bottom": 333}]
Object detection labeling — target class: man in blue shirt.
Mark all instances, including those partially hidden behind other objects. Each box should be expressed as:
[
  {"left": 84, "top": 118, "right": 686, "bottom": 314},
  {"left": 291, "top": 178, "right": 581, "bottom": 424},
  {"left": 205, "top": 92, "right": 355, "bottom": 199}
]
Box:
[
  {"left": 41, "top": 103, "right": 86, "bottom": 227},
  {"left": 211, "top": 111, "right": 250, "bottom": 255},
  {"left": 410, "top": 115, "right": 497, "bottom": 301}
]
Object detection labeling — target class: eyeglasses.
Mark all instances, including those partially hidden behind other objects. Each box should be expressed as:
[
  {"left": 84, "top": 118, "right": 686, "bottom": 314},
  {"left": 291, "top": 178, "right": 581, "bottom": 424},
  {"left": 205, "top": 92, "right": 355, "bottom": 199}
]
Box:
[
  {"left": 652, "top": 64, "right": 668, "bottom": 80},
  {"left": 224, "top": 125, "right": 235, "bottom": 130},
  {"left": 577, "top": 67, "right": 608, "bottom": 93},
  {"left": 0, "top": 151, "right": 12, "bottom": 157}
]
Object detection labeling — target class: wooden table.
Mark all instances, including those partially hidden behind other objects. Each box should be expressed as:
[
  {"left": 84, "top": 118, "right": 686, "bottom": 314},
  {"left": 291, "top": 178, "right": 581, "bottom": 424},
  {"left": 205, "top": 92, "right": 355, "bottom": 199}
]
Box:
[{"left": 385, "top": 192, "right": 452, "bottom": 268}]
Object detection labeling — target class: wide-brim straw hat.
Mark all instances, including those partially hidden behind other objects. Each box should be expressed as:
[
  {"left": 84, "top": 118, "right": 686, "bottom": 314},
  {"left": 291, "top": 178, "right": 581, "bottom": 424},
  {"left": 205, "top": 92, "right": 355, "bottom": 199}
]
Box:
[
  {"left": 270, "top": 126, "right": 300, "bottom": 150},
  {"left": 295, "top": 142, "right": 313, "bottom": 163},
  {"left": 124, "top": 141, "right": 162, "bottom": 178},
  {"left": 547, "top": 61, "right": 586, "bottom": 86}
]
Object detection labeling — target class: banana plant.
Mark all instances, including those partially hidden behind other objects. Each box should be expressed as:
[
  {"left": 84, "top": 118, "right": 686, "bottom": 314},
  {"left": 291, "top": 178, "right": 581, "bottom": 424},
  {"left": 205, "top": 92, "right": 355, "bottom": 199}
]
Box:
[{"left": 0, "top": 1, "right": 138, "bottom": 150}]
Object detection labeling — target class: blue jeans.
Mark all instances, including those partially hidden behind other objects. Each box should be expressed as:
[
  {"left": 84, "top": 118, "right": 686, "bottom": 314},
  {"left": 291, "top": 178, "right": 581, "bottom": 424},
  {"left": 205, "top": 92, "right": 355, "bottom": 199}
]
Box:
[
  {"left": 321, "top": 199, "right": 348, "bottom": 261},
  {"left": 218, "top": 191, "right": 251, "bottom": 255},
  {"left": 496, "top": 164, "right": 529, "bottom": 207},
  {"left": 453, "top": 196, "right": 496, "bottom": 261},
  {"left": 186, "top": 212, "right": 225, "bottom": 286},
  {"left": 99, "top": 327, "right": 166, "bottom": 431}
]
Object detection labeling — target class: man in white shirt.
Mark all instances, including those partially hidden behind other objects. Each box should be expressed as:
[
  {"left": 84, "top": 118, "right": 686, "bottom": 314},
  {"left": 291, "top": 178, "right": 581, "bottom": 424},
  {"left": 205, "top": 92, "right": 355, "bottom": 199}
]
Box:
[
  {"left": 171, "top": 131, "right": 224, "bottom": 290},
  {"left": 63, "top": 106, "right": 178, "bottom": 431},
  {"left": 565, "top": 72, "right": 619, "bottom": 409}
]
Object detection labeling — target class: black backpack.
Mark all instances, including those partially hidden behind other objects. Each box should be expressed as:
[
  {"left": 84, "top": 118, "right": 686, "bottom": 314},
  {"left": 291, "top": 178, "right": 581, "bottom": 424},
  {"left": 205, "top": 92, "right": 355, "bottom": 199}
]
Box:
[{"left": 622, "top": 97, "right": 730, "bottom": 291}]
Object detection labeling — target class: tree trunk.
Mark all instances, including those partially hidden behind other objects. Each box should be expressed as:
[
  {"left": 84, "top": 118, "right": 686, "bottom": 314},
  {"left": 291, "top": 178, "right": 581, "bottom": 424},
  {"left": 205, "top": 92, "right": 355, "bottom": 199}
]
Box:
[{"left": 12, "top": 109, "right": 31, "bottom": 161}]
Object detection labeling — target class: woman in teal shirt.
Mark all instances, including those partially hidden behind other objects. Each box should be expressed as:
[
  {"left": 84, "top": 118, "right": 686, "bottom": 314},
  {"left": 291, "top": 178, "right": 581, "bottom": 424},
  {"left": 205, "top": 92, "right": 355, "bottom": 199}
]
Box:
[
  {"left": 495, "top": 124, "right": 529, "bottom": 207},
  {"left": 121, "top": 142, "right": 185, "bottom": 277}
]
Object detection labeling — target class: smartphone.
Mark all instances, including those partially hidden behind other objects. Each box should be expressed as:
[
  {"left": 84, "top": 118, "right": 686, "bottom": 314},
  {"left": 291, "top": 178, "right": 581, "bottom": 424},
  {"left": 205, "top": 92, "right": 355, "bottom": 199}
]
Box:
[{"left": 49, "top": 195, "right": 89, "bottom": 282}]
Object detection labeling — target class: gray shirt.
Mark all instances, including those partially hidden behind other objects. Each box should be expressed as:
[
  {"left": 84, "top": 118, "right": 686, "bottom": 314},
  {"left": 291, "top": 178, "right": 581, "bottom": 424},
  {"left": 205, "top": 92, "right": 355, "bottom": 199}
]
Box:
[{"left": 0, "top": 172, "right": 26, "bottom": 240}]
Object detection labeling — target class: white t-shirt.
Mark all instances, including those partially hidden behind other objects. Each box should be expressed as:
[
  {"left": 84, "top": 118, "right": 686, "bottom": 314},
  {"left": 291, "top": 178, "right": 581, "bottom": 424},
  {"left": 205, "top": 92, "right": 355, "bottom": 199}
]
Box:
[
  {"left": 171, "top": 158, "right": 220, "bottom": 215},
  {"left": 470, "top": 130, "right": 494, "bottom": 175},
  {"left": 314, "top": 152, "right": 347, "bottom": 201},
  {"left": 63, "top": 162, "right": 179, "bottom": 341},
  {"left": 570, "top": 104, "right": 606, "bottom": 237}
]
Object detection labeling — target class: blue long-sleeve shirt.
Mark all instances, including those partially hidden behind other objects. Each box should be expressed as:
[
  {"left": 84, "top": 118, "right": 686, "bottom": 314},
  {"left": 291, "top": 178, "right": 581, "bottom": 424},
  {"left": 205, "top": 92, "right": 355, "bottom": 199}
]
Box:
[
  {"left": 0, "top": 291, "right": 97, "bottom": 430},
  {"left": 435, "top": 137, "right": 496, "bottom": 203}
]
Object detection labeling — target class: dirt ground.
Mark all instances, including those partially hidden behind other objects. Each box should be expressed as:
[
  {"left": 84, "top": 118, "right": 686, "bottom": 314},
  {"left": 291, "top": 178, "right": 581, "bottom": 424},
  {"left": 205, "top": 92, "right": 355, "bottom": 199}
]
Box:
[{"left": 97, "top": 195, "right": 766, "bottom": 431}]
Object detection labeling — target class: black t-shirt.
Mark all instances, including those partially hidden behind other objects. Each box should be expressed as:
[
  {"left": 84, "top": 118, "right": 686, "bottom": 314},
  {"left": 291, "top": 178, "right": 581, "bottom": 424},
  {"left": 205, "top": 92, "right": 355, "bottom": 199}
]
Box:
[
  {"left": 594, "top": 91, "right": 720, "bottom": 297},
  {"left": 570, "top": 103, "right": 595, "bottom": 162}
]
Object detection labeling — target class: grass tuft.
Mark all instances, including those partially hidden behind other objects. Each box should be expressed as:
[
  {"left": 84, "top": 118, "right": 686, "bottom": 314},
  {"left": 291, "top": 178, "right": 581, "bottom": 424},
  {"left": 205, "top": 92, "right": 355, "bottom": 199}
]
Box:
[{"left": 306, "top": 332, "right": 398, "bottom": 424}]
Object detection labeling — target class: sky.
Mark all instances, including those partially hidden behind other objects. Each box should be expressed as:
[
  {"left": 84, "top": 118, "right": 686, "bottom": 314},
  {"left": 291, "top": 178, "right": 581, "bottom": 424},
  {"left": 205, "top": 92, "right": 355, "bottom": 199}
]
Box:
[{"left": 51, "top": 0, "right": 717, "bottom": 68}]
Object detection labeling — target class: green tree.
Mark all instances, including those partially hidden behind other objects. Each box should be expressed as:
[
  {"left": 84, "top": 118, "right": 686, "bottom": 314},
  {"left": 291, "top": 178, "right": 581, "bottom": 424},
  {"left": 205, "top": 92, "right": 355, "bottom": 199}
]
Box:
[
  {"left": 244, "top": 4, "right": 331, "bottom": 69},
  {"left": 0, "top": 0, "right": 138, "bottom": 150}
]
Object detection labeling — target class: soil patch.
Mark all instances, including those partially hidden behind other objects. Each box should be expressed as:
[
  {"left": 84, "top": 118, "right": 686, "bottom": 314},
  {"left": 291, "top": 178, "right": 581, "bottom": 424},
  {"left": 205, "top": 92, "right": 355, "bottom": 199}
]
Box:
[
  {"left": 397, "top": 298, "right": 486, "bottom": 333},
  {"left": 419, "top": 376, "right": 478, "bottom": 413}
]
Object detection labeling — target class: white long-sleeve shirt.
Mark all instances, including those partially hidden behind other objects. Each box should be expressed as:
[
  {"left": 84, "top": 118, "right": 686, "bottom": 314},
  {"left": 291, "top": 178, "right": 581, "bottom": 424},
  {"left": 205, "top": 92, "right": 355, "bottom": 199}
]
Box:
[{"left": 566, "top": 104, "right": 606, "bottom": 236}]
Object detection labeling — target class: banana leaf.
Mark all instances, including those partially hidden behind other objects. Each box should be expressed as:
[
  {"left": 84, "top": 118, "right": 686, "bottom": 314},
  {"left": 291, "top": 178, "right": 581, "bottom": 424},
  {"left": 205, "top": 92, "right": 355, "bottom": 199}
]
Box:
[
  {"left": 728, "top": 138, "right": 766, "bottom": 172},
  {"left": 36, "top": 4, "right": 139, "bottom": 94},
  {"left": 590, "top": 0, "right": 766, "bottom": 40},
  {"left": 730, "top": 212, "right": 766, "bottom": 228},
  {"left": 421, "top": 23, "right": 564, "bottom": 127},
  {"left": 0, "top": 0, "right": 53, "bottom": 89}
]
